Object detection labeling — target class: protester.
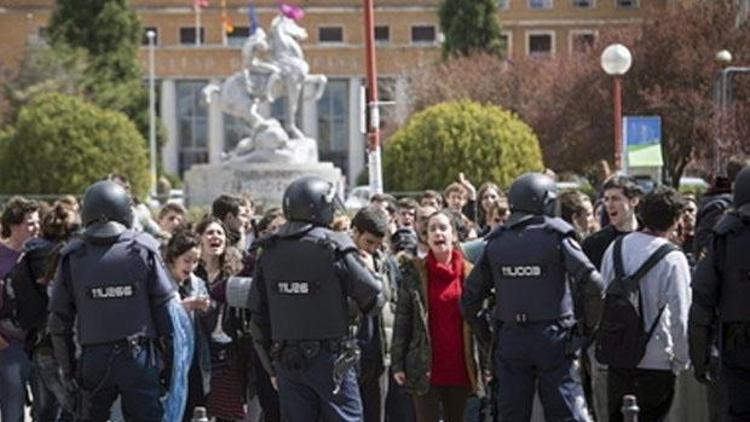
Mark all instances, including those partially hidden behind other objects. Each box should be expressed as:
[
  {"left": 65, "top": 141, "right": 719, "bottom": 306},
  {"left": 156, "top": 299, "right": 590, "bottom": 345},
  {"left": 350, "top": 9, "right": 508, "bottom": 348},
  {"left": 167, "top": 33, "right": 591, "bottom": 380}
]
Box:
[
  {"left": 0, "top": 196, "right": 40, "bottom": 422},
  {"left": 599, "top": 186, "right": 691, "bottom": 422},
  {"left": 164, "top": 229, "right": 212, "bottom": 422},
  {"left": 392, "top": 209, "right": 480, "bottom": 422},
  {"left": 195, "top": 217, "right": 247, "bottom": 421},
  {"left": 351, "top": 206, "right": 398, "bottom": 422},
  {"left": 159, "top": 202, "right": 188, "bottom": 236}
]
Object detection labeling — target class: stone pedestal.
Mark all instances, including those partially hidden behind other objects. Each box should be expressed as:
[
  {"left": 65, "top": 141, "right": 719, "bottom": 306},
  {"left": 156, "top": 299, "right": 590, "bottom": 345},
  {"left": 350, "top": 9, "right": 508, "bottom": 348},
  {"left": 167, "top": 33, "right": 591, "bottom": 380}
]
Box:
[{"left": 184, "top": 161, "right": 344, "bottom": 209}]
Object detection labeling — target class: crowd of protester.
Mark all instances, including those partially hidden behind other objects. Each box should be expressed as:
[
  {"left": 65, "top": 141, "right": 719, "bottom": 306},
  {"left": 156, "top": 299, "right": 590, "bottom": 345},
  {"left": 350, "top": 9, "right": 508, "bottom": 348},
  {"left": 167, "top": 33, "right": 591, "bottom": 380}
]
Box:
[{"left": 0, "top": 159, "right": 739, "bottom": 422}]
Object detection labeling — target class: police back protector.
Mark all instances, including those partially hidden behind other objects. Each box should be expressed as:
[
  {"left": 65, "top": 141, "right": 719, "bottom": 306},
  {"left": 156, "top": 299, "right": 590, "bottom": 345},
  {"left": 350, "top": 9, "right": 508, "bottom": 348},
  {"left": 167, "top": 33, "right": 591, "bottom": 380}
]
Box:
[
  {"left": 261, "top": 229, "right": 349, "bottom": 340},
  {"left": 62, "top": 233, "right": 158, "bottom": 345},
  {"left": 713, "top": 214, "right": 750, "bottom": 322},
  {"left": 487, "top": 217, "right": 573, "bottom": 323}
]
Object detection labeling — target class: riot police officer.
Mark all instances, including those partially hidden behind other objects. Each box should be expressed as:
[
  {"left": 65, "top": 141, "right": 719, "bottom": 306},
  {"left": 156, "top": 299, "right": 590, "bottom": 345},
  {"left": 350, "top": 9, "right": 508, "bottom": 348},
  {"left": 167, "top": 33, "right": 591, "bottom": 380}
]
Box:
[
  {"left": 461, "top": 172, "right": 604, "bottom": 421},
  {"left": 248, "top": 176, "right": 384, "bottom": 422},
  {"left": 691, "top": 166, "right": 750, "bottom": 421},
  {"left": 48, "top": 181, "right": 179, "bottom": 421}
]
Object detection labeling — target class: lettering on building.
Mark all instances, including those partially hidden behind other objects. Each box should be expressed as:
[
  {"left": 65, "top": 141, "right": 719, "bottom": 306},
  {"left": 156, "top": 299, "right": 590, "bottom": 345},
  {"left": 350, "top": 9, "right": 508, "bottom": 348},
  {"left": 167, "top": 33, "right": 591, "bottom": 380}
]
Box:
[{"left": 89, "top": 284, "right": 135, "bottom": 299}]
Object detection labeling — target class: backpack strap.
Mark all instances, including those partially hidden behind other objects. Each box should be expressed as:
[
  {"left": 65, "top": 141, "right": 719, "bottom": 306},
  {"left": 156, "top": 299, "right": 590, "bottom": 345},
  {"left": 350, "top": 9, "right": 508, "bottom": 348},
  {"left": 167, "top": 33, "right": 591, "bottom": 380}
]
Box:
[
  {"left": 627, "top": 242, "right": 678, "bottom": 284},
  {"left": 613, "top": 237, "right": 625, "bottom": 280}
]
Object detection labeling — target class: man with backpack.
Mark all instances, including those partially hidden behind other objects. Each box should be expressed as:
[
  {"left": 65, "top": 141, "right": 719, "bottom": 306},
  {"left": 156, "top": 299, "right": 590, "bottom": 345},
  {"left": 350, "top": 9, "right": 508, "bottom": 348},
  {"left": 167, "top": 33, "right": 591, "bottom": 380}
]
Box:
[{"left": 597, "top": 186, "right": 691, "bottom": 422}]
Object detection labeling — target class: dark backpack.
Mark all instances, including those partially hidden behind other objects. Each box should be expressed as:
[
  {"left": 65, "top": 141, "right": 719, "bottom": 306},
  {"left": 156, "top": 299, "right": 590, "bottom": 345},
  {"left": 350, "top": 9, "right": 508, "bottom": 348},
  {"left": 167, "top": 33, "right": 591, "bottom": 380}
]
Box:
[{"left": 595, "top": 237, "right": 677, "bottom": 369}]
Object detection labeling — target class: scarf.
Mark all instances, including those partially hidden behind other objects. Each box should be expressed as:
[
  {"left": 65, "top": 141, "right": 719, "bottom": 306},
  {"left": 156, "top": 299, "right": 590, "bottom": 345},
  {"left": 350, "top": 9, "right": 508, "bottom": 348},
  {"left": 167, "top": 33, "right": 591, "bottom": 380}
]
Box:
[{"left": 426, "top": 248, "right": 463, "bottom": 286}]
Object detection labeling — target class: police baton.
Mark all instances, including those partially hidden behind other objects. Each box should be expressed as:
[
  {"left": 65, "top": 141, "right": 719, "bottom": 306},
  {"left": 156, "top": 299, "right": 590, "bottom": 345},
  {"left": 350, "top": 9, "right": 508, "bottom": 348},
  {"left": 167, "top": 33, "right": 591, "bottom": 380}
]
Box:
[{"left": 621, "top": 395, "right": 639, "bottom": 422}]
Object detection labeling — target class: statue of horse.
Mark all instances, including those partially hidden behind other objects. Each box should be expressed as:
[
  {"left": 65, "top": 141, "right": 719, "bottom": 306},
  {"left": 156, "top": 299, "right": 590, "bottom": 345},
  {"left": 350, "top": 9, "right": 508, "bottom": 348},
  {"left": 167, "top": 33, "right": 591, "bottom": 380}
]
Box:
[
  {"left": 203, "top": 29, "right": 294, "bottom": 163},
  {"left": 269, "top": 14, "right": 327, "bottom": 140}
]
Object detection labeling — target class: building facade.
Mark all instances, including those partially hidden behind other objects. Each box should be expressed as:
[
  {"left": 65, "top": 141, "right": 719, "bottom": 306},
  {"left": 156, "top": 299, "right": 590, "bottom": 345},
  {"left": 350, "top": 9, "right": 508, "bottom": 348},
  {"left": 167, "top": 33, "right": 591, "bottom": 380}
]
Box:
[{"left": 0, "top": 0, "right": 668, "bottom": 184}]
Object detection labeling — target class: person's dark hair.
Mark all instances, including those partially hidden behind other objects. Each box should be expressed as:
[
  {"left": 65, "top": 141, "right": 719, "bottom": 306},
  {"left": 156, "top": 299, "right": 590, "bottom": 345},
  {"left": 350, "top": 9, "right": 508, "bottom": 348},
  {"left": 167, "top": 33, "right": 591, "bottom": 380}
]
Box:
[
  {"left": 420, "top": 190, "right": 444, "bottom": 208},
  {"left": 41, "top": 202, "right": 79, "bottom": 243},
  {"left": 1, "top": 196, "right": 40, "bottom": 238},
  {"left": 158, "top": 203, "right": 187, "bottom": 220},
  {"left": 639, "top": 186, "right": 686, "bottom": 232},
  {"left": 211, "top": 194, "right": 242, "bottom": 221},
  {"left": 352, "top": 206, "right": 389, "bottom": 238},
  {"left": 195, "top": 216, "right": 242, "bottom": 276},
  {"left": 727, "top": 155, "right": 750, "bottom": 182},
  {"left": 255, "top": 208, "right": 284, "bottom": 235},
  {"left": 559, "top": 190, "right": 589, "bottom": 225},
  {"left": 601, "top": 175, "right": 642, "bottom": 199},
  {"left": 396, "top": 197, "right": 419, "bottom": 211},
  {"left": 164, "top": 228, "right": 201, "bottom": 266}
]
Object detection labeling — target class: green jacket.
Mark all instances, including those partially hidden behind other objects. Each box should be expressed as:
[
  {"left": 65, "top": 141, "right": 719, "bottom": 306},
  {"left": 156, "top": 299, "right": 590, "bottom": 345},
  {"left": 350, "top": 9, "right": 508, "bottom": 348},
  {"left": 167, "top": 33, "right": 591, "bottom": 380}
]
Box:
[{"left": 390, "top": 254, "right": 482, "bottom": 396}]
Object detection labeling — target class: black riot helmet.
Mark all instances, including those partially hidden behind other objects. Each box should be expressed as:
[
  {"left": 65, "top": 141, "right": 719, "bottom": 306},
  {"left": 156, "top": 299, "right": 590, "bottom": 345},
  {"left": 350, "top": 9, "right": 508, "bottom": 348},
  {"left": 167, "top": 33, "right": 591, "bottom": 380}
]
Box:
[
  {"left": 282, "top": 176, "right": 342, "bottom": 226},
  {"left": 508, "top": 172, "right": 558, "bottom": 216},
  {"left": 81, "top": 180, "right": 133, "bottom": 239},
  {"left": 734, "top": 166, "right": 750, "bottom": 209}
]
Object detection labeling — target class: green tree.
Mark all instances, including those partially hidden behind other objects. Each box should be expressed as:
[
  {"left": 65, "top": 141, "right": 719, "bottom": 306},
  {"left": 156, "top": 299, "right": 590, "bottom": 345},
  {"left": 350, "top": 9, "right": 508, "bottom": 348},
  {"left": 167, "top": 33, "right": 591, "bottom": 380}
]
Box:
[
  {"left": 3, "top": 39, "right": 88, "bottom": 122},
  {"left": 0, "top": 92, "right": 149, "bottom": 197},
  {"left": 383, "top": 101, "right": 543, "bottom": 191},
  {"left": 439, "top": 0, "right": 504, "bottom": 58},
  {"left": 48, "top": 0, "right": 151, "bottom": 141}
]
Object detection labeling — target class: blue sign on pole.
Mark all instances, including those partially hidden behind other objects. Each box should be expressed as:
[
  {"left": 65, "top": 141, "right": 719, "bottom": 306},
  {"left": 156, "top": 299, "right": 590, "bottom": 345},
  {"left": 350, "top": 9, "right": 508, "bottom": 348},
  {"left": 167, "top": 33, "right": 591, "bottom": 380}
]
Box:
[{"left": 623, "top": 116, "right": 663, "bottom": 170}]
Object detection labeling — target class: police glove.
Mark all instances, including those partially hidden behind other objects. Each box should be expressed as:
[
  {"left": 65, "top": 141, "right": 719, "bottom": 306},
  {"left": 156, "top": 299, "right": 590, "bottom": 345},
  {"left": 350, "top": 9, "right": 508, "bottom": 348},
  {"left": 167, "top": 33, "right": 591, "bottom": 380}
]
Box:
[{"left": 689, "top": 322, "right": 715, "bottom": 384}]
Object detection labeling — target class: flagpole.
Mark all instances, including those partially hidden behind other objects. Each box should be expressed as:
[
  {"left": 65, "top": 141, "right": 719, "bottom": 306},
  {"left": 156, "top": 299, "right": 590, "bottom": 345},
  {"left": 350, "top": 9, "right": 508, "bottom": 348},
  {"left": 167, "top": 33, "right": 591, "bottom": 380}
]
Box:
[{"left": 195, "top": 3, "right": 201, "bottom": 46}]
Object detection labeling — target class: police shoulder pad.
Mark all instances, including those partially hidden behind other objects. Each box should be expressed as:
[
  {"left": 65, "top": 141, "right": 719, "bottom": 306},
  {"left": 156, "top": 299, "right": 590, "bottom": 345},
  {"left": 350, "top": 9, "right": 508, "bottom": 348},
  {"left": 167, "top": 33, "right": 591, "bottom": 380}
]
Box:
[
  {"left": 713, "top": 211, "right": 743, "bottom": 235},
  {"left": 59, "top": 238, "right": 85, "bottom": 257},
  {"left": 544, "top": 217, "right": 576, "bottom": 236},
  {"left": 131, "top": 232, "right": 161, "bottom": 253},
  {"left": 324, "top": 230, "right": 358, "bottom": 253}
]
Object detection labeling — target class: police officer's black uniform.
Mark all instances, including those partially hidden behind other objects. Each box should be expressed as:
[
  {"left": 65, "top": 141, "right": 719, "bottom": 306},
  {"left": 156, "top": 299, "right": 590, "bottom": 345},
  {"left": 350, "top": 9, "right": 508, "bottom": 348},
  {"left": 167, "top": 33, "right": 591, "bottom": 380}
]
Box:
[
  {"left": 48, "top": 181, "right": 177, "bottom": 421},
  {"left": 248, "top": 176, "right": 384, "bottom": 422},
  {"left": 691, "top": 166, "right": 750, "bottom": 421},
  {"left": 461, "top": 173, "right": 604, "bottom": 422}
]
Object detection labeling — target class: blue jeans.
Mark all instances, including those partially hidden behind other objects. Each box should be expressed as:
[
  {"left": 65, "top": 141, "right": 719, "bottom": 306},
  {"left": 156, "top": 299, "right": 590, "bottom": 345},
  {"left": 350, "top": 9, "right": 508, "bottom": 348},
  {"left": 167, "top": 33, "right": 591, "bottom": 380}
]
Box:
[
  {"left": 30, "top": 348, "right": 75, "bottom": 422},
  {"left": 494, "top": 322, "right": 589, "bottom": 422},
  {"left": 0, "top": 338, "right": 32, "bottom": 422}
]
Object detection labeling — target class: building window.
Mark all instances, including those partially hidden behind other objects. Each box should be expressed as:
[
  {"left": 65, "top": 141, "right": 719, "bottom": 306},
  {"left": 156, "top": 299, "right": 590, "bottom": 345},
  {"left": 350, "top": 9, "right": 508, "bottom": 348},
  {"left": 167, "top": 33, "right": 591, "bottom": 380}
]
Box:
[
  {"left": 142, "top": 27, "right": 159, "bottom": 45},
  {"left": 319, "top": 26, "right": 344, "bottom": 43},
  {"left": 374, "top": 26, "right": 390, "bottom": 43},
  {"left": 527, "top": 32, "right": 553, "bottom": 57},
  {"left": 616, "top": 0, "right": 638, "bottom": 8},
  {"left": 572, "top": 0, "right": 593, "bottom": 7},
  {"left": 497, "top": 0, "right": 510, "bottom": 10},
  {"left": 176, "top": 80, "right": 209, "bottom": 175},
  {"left": 528, "top": 0, "right": 552, "bottom": 9},
  {"left": 571, "top": 31, "right": 595, "bottom": 53},
  {"left": 227, "top": 26, "right": 251, "bottom": 47},
  {"left": 180, "top": 27, "right": 205, "bottom": 45},
  {"left": 411, "top": 25, "right": 436, "bottom": 44},
  {"left": 318, "top": 79, "right": 350, "bottom": 176}
]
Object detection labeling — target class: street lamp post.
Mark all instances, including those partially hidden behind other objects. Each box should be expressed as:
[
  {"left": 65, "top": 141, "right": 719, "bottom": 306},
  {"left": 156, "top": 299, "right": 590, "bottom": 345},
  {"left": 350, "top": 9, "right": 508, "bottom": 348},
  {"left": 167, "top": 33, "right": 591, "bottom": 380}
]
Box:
[
  {"left": 713, "top": 50, "right": 750, "bottom": 176},
  {"left": 147, "top": 30, "right": 157, "bottom": 198},
  {"left": 601, "top": 44, "right": 633, "bottom": 173}
]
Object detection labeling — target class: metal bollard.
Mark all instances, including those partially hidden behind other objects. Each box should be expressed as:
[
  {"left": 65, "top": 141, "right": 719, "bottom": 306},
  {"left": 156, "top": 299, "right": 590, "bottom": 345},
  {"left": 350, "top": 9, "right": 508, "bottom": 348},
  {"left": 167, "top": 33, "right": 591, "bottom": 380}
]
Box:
[
  {"left": 621, "top": 394, "right": 640, "bottom": 422},
  {"left": 192, "top": 406, "right": 210, "bottom": 422}
]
